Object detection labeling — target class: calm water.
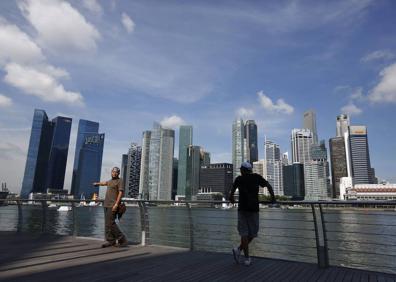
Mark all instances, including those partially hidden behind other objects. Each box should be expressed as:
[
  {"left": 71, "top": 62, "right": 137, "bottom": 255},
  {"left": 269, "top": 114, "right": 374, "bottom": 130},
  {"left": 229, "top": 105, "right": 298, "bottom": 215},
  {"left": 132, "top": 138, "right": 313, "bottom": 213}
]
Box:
[{"left": 0, "top": 205, "right": 395, "bottom": 274}]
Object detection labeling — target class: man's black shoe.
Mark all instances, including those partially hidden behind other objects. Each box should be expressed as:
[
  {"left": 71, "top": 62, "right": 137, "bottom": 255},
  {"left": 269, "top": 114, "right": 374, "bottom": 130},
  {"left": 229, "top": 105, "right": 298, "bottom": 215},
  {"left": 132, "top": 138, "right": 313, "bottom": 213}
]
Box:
[
  {"left": 115, "top": 237, "right": 128, "bottom": 247},
  {"left": 102, "top": 242, "right": 115, "bottom": 248}
]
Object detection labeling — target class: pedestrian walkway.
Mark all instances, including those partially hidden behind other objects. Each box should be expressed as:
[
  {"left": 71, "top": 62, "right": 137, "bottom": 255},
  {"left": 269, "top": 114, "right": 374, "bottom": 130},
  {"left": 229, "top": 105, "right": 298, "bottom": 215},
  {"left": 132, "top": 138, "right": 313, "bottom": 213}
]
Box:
[{"left": 0, "top": 232, "right": 395, "bottom": 281}]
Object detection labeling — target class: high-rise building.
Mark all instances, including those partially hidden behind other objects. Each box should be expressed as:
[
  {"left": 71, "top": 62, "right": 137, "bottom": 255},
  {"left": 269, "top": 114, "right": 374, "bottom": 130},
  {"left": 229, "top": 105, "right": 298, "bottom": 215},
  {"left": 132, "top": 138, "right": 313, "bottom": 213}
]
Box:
[
  {"left": 253, "top": 160, "right": 266, "bottom": 177},
  {"left": 303, "top": 110, "right": 318, "bottom": 144},
  {"left": 177, "top": 125, "right": 193, "bottom": 196},
  {"left": 200, "top": 163, "right": 233, "bottom": 197},
  {"left": 291, "top": 129, "right": 313, "bottom": 164},
  {"left": 232, "top": 119, "right": 245, "bottom": 179},
  {"left": 121, "top": 154, "right": 128, "bottom": 190},
  {"left": 282, "top": 152, "right": 289, "bottom": 166},
  {"left": 186, "top": 145, "right": 201, "bottom": 200},
  {"left": 139, "top": 130, "right": 151, "bottom": 199},
  {"left": 21, "top": 110, "right": 72, "bottom": 198},
  {"left": 200, "top": 149, "right": 211, "bottom": 168},
  {"left": 336, "top": 114, "right": 350, "bottom": 137},
  {"left": 283, "top": 163, "right": 305, "bottom": 199},
  {"left": 172, "top": 158, "right": 178, "bottom": 200},
  {"left": 329, "top": 137, "right": 347, "bottom": 198},
  {"left": 346, "top": 126, "right": 373, "bottom": 185},
  {"left": 125, "top": 143, "right": 142, "bottom": 198},
  {"left": 71, "top": 120, "right": 104, "bottom": 199},
  {"left": 265, "top": 140, "right": 283, "bottom": 195},
  {"left": 147, "top": 123, "right": 175, "bottom": 200},
  {"left": 245, "top": 120, "right": 258, "bottom": 163},
  {"left": 304, "top": 141, "right": 330, "bottom": 200}
]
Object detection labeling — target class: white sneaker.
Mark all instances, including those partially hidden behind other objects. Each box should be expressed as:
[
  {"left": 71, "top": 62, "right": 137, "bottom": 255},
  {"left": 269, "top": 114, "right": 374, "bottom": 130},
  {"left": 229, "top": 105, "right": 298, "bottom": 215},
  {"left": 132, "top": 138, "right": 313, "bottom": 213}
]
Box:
[
  {"left": 244, "top": 257, "right": 251, "bottom": 266},
  {"left": 232, "top": 247, "right": 241, "bottom": 264}
]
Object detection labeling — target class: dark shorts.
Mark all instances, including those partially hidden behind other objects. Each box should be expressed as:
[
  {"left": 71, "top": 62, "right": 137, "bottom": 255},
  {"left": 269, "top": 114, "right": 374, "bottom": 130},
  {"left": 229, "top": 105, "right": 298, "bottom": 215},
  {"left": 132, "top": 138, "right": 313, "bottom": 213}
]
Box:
[{"left": 238, "top": 211, "right": 259, "bottom": 238}]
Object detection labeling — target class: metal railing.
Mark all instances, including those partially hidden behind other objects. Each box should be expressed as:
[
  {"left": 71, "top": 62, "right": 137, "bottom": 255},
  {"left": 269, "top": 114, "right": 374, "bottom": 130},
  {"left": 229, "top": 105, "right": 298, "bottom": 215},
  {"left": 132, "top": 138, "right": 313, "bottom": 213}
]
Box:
[{"left": 0, "top": 198, "right": 395, "bottom": 274}]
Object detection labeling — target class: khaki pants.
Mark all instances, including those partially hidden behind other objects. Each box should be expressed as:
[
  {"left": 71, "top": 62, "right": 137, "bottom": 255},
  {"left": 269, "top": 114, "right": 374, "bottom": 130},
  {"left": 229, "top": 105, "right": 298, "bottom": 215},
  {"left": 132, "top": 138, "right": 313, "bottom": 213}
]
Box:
[{"left": 104, "top": 207, "right": 124, "bottom": 243}]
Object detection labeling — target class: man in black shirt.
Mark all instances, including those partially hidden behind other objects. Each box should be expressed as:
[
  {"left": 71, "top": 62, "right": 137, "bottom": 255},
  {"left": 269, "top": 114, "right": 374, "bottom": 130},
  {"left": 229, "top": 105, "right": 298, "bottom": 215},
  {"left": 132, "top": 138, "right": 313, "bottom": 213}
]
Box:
[{"left": 229, "top": 162, "right": 275, "bottom": 266}]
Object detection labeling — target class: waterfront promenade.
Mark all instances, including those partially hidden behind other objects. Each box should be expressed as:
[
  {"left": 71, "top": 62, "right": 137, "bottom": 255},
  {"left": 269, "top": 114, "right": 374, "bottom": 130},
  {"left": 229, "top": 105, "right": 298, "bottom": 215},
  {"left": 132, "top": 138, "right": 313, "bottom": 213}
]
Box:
[{"left": 1, "top": 232, "right": 395, "bottom": 282}]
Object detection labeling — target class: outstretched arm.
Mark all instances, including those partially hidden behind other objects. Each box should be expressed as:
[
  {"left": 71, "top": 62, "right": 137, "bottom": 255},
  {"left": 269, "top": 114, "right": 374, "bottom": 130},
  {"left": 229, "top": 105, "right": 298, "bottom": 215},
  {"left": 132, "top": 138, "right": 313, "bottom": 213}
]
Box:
[{"left": 93, "top": 181, "right": 107, "bottom": 187}]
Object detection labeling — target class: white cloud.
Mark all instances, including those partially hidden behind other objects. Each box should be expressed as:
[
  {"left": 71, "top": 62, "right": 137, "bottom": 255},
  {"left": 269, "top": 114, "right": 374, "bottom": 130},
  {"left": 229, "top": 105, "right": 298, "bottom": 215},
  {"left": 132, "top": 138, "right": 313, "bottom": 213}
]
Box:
[
  {"left": 0, "top": 94, "right": 12, "bottom": 107},
  {"left": 4, "top": 63, "right": 84, "bottom": 106},
  {"left": 257, "top": 91, "right": 294, "bottom": 114},
  {"left": 0, "top": 18, "right": 44, "bottom": 66},
  {"left": 350, "top": 87, "right": 364, "bottom": 100},
  {"left": 236, "top": 107, "right": 255, "bottom": 119},
  {"left": 361, "top": 50, "right": 395, "bottom": 63},
  {"left": 160, "top": 115, "right": 185, "bottom": 129},
  {"left": 121, "top": 13, "right": 135, "bottom": 33},
  {"left": 368, "top": 63, "right": 396, "bottom": 103},
  {"left": 82, "top": 0, "right": 103, "bottom": 15},
  {"left": 341, "top": 103, "right": 362, "bottom": 116},
  {"left": 19, "top": 0, "right": 100, "bottom": 52}
]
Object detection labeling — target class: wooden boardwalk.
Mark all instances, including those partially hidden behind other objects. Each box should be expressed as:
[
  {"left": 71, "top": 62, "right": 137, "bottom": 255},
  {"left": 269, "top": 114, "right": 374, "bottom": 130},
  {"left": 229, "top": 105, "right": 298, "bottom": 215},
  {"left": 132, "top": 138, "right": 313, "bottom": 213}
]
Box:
[{"left": 0, "top": 232, "right": 395, "bottom": 282}]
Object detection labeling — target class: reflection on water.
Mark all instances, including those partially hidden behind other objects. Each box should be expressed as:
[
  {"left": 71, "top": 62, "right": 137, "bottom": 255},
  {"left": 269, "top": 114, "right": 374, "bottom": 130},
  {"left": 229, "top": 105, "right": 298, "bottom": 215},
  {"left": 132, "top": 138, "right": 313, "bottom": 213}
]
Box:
[{"left": 0, "top": 205, "right": 395, "bottom": 274}]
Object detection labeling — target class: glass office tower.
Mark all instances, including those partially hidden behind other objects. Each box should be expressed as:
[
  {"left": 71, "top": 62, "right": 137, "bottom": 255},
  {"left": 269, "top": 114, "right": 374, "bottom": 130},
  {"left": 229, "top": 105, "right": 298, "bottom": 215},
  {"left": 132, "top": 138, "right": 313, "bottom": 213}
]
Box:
[
  {"left": 71, "top": 120, "right": 104, "bottom": 199},
  {"left": 21, "top": 110, "right": 72, "bottom": 198}
]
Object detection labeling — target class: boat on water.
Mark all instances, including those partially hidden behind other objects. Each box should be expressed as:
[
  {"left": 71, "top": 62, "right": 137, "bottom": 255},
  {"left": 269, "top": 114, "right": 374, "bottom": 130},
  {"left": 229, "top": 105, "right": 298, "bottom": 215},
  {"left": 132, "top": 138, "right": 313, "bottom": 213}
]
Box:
[
  {"left": 57, "top": 206, "right": 72, "bottom": 212},
  {"left": 0, "top": 185, "right": 9, "bottom": 206}
]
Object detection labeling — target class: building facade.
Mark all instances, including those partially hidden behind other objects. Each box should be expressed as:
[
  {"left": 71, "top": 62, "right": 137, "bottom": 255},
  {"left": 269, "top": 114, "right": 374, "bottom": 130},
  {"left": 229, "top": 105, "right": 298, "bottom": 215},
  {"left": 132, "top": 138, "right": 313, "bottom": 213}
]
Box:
[
  {"left": 177, "top": 125, "right": 193, "bottom": 197},
  {"left": 329, "top": 137, "right": 348, "bottom": 198},
  {"left": 336, "top": 114, "right": 350, "bottom": 137},
  {"left": 186, "top": 145, "right": 201, "bottom": 200},
  {"left": 303, "top": 110, "right": 318, "bottom": 144},
  {"left": 21, "top": 110, "right": 72, "bottom": 198},
  {"left": 139, "top": 130, "right": 151, "bottom": 199},
  {"left": 347, "top": 126, "right": 373, "bottom": 185},
  {"left": 200, "top": 163, "right": 233, "bottom": 197},
  {"left": 283, "top": 163, "right": 305, "bottom": 199},
  {"left": 71, "top": 119, "right": 104, "bottom": 199},
  {"left": 265, "top": 140, "right": 283, "bottom": 195},
  {"left": 125, "top": 143, "right": 142, "bottom": 198},
  {"left": 232, "top": 119, "right": 245, "bottom": 179},
  {"left": 245, "top": 120, "right": 258, "bottom": 163}
]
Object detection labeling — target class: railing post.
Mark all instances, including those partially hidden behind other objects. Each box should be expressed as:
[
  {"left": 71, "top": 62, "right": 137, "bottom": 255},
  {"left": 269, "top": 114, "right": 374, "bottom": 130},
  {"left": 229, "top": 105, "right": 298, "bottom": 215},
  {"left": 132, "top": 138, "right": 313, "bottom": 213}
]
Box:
[
  {"left": 186, "top": 203, "right": 194, "bottom": 251},
  {"left": 138, "top": 201, "right": 149, "bottom": 246},
  {"left": 311, "top": 204, "right": 329, "bottom": 268},
  {"left": 41, "top": 200, "right": 47, "bottom": 233},
  {"left": 17, "top": 199, "right": 23, "bottom": 233},
  {"left": 319, "top": 204, "right": 329, "bottom": 267},
  {"left": 71, "top": 201, "right": 77, "bottom": 237}
]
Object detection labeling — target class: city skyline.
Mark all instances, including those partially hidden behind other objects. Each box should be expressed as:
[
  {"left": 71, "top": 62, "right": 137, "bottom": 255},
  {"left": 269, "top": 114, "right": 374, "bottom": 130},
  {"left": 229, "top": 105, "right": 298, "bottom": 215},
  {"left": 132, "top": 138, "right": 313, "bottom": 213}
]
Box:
[{"left": 1, "top": 1, "right": 396, "bottom": 193}]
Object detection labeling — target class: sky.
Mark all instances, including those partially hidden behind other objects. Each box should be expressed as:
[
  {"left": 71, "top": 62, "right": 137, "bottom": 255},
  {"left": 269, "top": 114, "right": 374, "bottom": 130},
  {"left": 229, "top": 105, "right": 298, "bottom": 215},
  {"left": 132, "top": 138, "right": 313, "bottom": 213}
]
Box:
[{"left": 0, "top": 0, "right": 396, "bottom": 194}]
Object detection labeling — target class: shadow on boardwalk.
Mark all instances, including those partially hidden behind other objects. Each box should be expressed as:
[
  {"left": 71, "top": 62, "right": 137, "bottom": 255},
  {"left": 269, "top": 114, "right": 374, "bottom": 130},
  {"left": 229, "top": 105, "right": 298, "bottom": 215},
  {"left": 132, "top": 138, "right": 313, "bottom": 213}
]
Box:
[{"left": 0, "top": 232, "right": 395, "bottom": 282}]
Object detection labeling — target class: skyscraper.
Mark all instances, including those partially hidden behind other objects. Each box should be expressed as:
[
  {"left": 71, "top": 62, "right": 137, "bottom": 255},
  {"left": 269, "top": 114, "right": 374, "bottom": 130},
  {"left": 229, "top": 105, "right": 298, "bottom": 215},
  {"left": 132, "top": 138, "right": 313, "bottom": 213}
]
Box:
[
  {"left": 121, "top": 154, "right": 128, "bottom": 190},
  {"left": 283, "top": 163, "right": 305, "bottom": 199},
  {"left": 21, "top": 110, "right": 72, "bottom": 198},
  {"left": 186, "top": 145, "right": 201, "bottom": 200},
  {"left": 125, "top": 143, "right": 142, "bottom": 198},
  {"left": 346, "top": 126, "right": 373, "bottom": 185},
  {"left": 291, "top": 128, "right": 314, "bottom": 164},
  {"left": 139, "top": 130, "right": 151, "bottom": 199},
  {"left": 200, "top": 149, "right": 211, "bottom": 168},
  {"left": 245, "top": 120, "right": 258, "bottom": 163},
  {"left": 303, "top": 110, "right": 318, "bottom": 144},
  {"left": 232, "top": 119, "right": 245, "bottom": 179},
  {"left": 304, "top": 141, "right": 330, "bottom": 200},
  {"left": 336, "top": 114, "right": 350, "bottom": 137},
  {"left": 329, "top": 137, "right": 347, "bottom": 198},
  {"left": 177, "top": 125, "right": 193, "bottom": 196},
  {"left": 147, "top": 123, "right": 175, "bottom": 200},
  {"left": 265, "top": 140, "right": 283, "bottom": 195},
  {"left": 71, "top": 120, "right": 104, "bottom": 199}
]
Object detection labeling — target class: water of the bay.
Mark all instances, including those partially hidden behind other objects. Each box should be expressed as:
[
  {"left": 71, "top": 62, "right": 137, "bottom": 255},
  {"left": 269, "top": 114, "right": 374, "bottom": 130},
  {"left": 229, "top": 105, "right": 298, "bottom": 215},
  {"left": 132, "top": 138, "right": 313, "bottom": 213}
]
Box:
[{"left": 0, "top": 205, "right": 395, "bottom": 274}]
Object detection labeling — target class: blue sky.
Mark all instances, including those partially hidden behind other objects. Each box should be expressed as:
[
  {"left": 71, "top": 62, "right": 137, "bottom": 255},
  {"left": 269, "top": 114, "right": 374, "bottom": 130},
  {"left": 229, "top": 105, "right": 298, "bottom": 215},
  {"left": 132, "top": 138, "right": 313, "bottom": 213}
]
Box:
[{"left": 1, "top": 0, "right": 396, "bottom": 193}]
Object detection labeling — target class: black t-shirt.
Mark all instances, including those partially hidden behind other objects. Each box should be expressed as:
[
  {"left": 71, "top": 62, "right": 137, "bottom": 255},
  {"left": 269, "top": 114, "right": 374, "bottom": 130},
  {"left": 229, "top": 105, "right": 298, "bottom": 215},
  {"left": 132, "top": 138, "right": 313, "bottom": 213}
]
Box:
[{"left": 233, "top": 173, "right": 271, "bottom": 212}]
